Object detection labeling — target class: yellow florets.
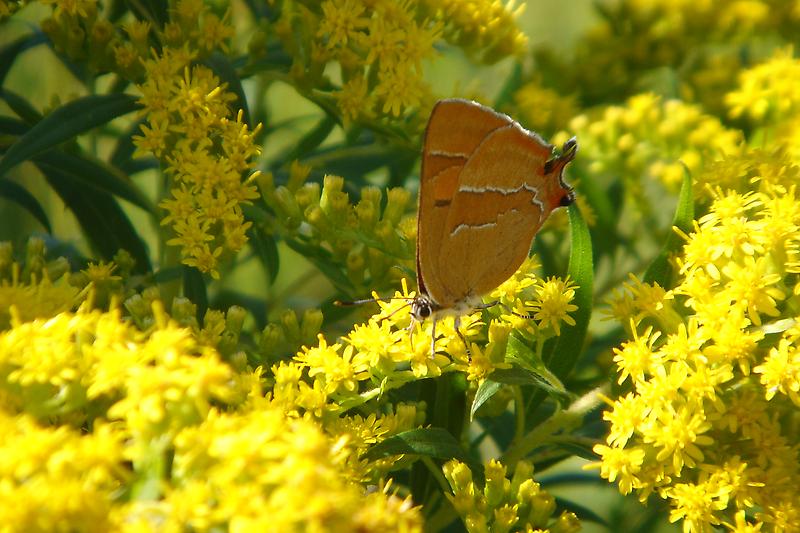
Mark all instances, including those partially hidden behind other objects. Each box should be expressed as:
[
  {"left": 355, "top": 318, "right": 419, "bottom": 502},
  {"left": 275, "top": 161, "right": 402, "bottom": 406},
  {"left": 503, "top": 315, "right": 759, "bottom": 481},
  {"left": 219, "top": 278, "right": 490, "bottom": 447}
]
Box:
[{"left": 594, "top": 153, "right": 800, "bottom": 531}]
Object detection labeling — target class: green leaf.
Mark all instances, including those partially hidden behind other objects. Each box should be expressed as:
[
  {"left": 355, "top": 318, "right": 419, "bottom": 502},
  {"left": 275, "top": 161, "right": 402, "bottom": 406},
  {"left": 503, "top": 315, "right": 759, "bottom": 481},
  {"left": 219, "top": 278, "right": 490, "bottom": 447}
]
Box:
[
  {"left": 493, "top": 62, "right": 523, "bottom": 110},
  {"left": 39, "top": 165, "right": 151, "bottom": 273},
  {"left": 0, "top": 93, "right": 140, "bottom": 177},
  {"left": 183, "top": 267, "right": 208, "bottom": 321},
  {"left": 643, "top": 167, "right": 693, "bottom": 287},
  {"left": 0, "top": 116, "right": 27, "bottom": 137},
  {"left": 555, "top": 497, "right": 609, "bottom": 527},
  {"left": 284, "top": 238, "right": 355, "bottom": 293},
  {"left": 0, "top": 89, "right": 43, "bottom": 124},
  {"left": 248, "top": 228, "right": 280, "bottom": 284},
  {"left": 470, "top": 379, "right": 502, "bottom": 421},
  {"left": 272, "top": 115, "right": 336, "bottom": 170},
  {"left": 300, "top": 143, "right": 414, "bottom": 180},
  {"left": 364, "top": 428, "right": 478, "bottom": 470},
  {"left": 0, "top": 33, "right": 47, "bottom": 86},
  {"left": 543, "top": 203, "right": 594, "bottom": 380},
  {"left": 504, "top": 335, "right": 569, "bottom": 395},
  {"left": 35, "top": 151, "right": 155, "bottom": 213},
  {"left": 0, "top": 179, "right": 51, "bottom": 232}
]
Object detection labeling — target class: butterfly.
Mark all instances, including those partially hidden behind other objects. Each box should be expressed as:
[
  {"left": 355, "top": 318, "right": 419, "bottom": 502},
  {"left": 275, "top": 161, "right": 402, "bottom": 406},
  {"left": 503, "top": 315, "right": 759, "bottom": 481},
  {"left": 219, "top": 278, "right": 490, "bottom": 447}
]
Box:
[{"left": 340, "top": 98, "right": 577, "bottom": 355}]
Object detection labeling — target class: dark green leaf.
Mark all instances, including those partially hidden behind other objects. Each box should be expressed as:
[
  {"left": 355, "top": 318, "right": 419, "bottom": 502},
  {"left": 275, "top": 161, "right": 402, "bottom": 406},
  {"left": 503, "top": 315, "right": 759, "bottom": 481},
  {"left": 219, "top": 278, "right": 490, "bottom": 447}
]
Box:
[
  {"left": 578, "top": 171, "right": 620, "bottom": 259},
  {"left": 0, "top": 116, "right": 27, "bottom": 136},
  {"left": 555, "top": 496, "right": 609, "bottom": 526},
  {"left": 284, "top": 238, "right": 355, "bottom": 293},
  {"left": 248, "top": 228, "right": 280, "bottom": 284},
  {"left": 364, "top": 428, "right": 477, "bottom": 469},
  {"left": 39, "top": 165, "right": 151, "bottom": 273},
  {"left": 301, "top": 143, "right": 414, "bottom": 179},
  {"left": 272, "top": 115, "right": 336, "bottom": 170},
  {"left": 494, "top": 62, "right": 523, "bottom": 110},
  {"left": 0, "top": 33, "right": 47, "bottom": 86},
  {"left": 0, "top": 93, "right": 140, "bottom": 177},
  {"left": 0, "top": 89, "right": 43, "bottom": 124},
  {"left": 35, "top": 151, "right": 155, "bottom": 213},
  {"left": 0, "top": 180, "right": 51, "bottom": 232},
  {"left": 109, "top": 119, "right": 146, "bottom": 173},
  {"left": 643, "top": 167, "right": 693, "bottom": 286},
  {"left": 183, "top": 267, "right": 208, "bottom": 321},
  {"left": 153, "top": 266, "right": 184, "bottom": 283},
  {"left": 544, "top": 204, "right": 594, "bottom": 380}
]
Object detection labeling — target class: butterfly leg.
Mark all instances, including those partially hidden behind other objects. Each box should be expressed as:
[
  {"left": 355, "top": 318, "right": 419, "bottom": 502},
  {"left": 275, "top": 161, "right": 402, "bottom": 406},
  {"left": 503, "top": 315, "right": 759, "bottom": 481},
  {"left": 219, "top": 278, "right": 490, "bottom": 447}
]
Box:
[
  {"left": 429, "top": 317, "right": 437, "bottom": 357},
  {"left": 453, "top": 316, "right": 471, "bottom": 357},
  {"left": 407, "top": 317, "right": 416, "bottom": 350},
  {"left": 478, "top": 300, "right": 533, "bottom": 319}
]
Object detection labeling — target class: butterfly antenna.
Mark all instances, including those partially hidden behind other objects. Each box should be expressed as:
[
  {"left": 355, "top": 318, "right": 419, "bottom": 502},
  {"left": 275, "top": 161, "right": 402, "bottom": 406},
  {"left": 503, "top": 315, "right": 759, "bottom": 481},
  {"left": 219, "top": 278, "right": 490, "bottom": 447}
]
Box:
[{"left": 334, "top": 296, "right": 414, "bottom": 324}]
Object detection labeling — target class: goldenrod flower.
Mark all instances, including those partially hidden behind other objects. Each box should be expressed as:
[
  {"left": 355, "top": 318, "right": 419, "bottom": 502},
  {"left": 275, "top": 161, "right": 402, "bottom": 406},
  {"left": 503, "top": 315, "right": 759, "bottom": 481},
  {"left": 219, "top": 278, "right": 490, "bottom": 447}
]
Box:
[{"left": 598, "top": 151, "right": 800, "bottom": 531}]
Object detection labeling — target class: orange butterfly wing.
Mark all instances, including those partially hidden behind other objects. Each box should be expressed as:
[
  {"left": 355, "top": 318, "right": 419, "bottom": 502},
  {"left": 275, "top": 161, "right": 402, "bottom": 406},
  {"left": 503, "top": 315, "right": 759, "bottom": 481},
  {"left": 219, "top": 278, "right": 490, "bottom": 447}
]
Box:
[{"left": 417, "top": 99, "right": 574, "bottom": 307}]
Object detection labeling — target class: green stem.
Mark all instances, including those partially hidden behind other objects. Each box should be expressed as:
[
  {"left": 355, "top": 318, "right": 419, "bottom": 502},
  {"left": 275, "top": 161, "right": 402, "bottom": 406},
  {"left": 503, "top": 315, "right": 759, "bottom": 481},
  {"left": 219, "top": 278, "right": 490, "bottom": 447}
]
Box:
[{"left": 502, "top": 386, "right": 605, "bottom": 467}]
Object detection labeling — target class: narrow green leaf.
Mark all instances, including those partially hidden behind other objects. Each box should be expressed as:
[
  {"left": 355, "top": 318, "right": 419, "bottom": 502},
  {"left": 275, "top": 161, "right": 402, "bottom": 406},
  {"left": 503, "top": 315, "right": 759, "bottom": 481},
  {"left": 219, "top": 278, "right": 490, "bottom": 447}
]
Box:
[
  {"left": 0, "top": 89, "right": 43, "bottom": 124},
  {"left": 470, "top": 380, "right": 502, "bottom": 421},
  {"left": 109, "top": 119, "right": 145, "bottom": 172},
  {"left": 544, "top": 204, "right": 594, "bottom": 380},
  {"left": 0, "top": 33, "right": 47, "bottom": 86},
  {"left": 183, "top": 267, "right": 208, "bottom": 321},
  {"left": 0, "top": 93, "right": 140, "bottom": 177},
  {"left": 0, "top": 116, "right": 27, "bottom": 136},
  {"left": 555, "top": 497, "right": 609, "bottom": 526},
  {"left": 248, "top": 228, "right": 280, "bottom": 284},
  {"left": 300, "top": 143, "right": 412, "bottom": 179},
  {"left": 364, "top": 428, "right": 477, "bottom": 470},
  {"left": 489, "top": 366, "right": 568, "bottom": 398},
  {"left": 578, "top": 172, "right": 621, "bottom": 259},
  {"left": 0, "top": 180, "right": 51, "bottom": 232},
  {"left": 40, "top": 166, "right": 151, "bottom": 273},
  {"left": 35, "top": 151, "right": 155, "bottom": 213},
  {"left": 493, "top": 62, "right": 523, "bottom": 110},
  {"left": 643, "top": 167, "right": 694, "bottom": 287},
  {"left": 273, "top": 115, "right": 336, "bottom": 170},
  {"left": 284, "top": 238, "right": 355, "bottom": 293}
]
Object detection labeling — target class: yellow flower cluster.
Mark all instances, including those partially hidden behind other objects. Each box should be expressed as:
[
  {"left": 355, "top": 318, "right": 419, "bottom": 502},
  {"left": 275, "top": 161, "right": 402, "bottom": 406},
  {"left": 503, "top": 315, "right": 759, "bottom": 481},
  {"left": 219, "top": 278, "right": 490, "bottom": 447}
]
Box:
[
  {"left": 513, "top": 80, "right": 579, "bottom": 137},
  {"left": 273, "top": 0, "right": 527, "bottom": 126},
  {"left": 534, "top": 0, "right": 786, "bottom": 109},
  {"left": 0, "top": 239, "right": 76, "bottom": 329},
  {"left": 0, "top": 411, "right": 125, "bottom": 531},
  {"left": 40, "top": 0, "right": 233, "bottom": 78},
  {"left": 37, "top": 0, "right": 262, "bottom": 278},
  {"left": 443, "top": 459, "right": 580, "bottom": 533},
  {"left": 280, "top": 256, "right": 578, "bottom": 419},
  {"left": 422, "top": 0, "right": 529, "bottom": 62},
  {"left": 0, "top": 300, "right": 423, "bottom": 530},
  {"left": 726, "top": 49, "right": 800, "bottom": 124},
  {"left": 597, "top": 150, "right": 800, "bottom": 532},
  {"left": 726, "top": 48, "right": 800, "bottom": 161},
  {"left": 134, "top": 49, "right": 262, "bottom": 279},
  {"left": 564, "top": 93, "right": 742, "bottom": 198}
]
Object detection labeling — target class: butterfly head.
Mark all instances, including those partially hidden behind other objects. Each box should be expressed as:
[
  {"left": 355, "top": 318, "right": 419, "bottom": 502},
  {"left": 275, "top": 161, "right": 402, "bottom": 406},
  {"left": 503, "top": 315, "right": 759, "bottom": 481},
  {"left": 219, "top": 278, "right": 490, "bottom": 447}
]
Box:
[
  {"left": 410, "top": 293, "right": 436, "bottom": 323},
  {"left": 547, "top": 137, "right": 578, "bottom": 207}
]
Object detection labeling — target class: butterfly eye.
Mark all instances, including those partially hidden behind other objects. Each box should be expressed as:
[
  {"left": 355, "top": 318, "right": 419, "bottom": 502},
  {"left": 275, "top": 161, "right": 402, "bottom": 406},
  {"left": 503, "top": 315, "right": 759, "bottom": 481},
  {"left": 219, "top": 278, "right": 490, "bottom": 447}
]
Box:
[{"left": 412, "top": 298, "right": 433, "bottom": 320}]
